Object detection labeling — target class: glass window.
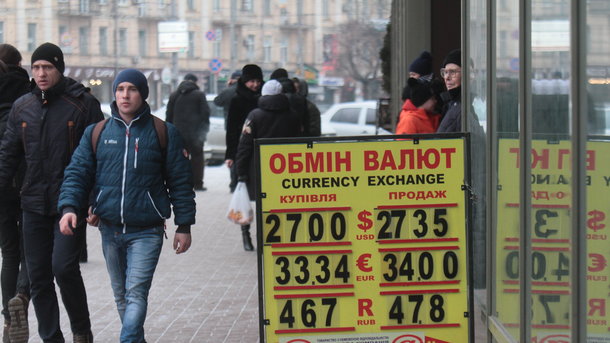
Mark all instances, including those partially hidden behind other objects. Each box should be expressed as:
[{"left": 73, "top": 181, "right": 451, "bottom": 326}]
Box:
[
  {"left": 242, "top": 0, "right": 253, "bottom": 12},
  {"left": 119, "top": 28, "right": 127, "bottom": 56},
  {"left": 263, "top": 35, "right": 271, "bottom": 63},
  {"left": 158, "top": 0, "right": 165, "bottom": 8},
  {"left": 27, "top": 23, "right": 36, "bottom": 52},
  {"left": 0, "top": 22, "right": 3, "bottom": 44},
  {"left": 188, "top": 31, "right": 195, "bottom": 58},
  {"left": 322, "top": 0, "right": 329, "bottom": 18},
  {"left": 213, "top": 40, "right": 221, "bottom": 59},
  {"left": 213, "top": 0, "right": 220, "bottom": 12},
  {"left": 187, "top": 0, "right": 194, "bottom": 10},
  {"left": 80, "top": 0, "right": 90, "bottom": 13},
  {"left": 280, "top": 37, "right": 288, "bottom": 65},
  {"left": 99, "top": 27, "right": 107, "bottom": 55},
  {"left": 246, "top": 35, "right": 255, "bottom": 60},
  {"left": 138, "top": 30, "right": 146, "bottom": 57},
  {"left": 264, "top": 0, "right": 271, "bottom": 16},
  {"left": 331, "top": 108, "right": 359, "bottom": 124},
  {"left": 79, "top": 27, "right": 89, "bottom": 55},
  {"left": 365, "top": 108, "right": 376, "bottom": 125}
]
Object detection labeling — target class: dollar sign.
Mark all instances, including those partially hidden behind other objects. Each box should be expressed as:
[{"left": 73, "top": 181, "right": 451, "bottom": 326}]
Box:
[
  {"left": 357, "top": 210, "right": 373, "bottom": 232},
  {"left": 587, "top": 210, "right": 606, "bottom": 232}
]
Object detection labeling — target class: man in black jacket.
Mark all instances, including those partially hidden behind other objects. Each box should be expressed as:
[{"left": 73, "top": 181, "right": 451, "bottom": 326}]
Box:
[
  {"left": 166, "top": 73, "right": 210, "bottom": 191},
  {"left": 0, "top": 42, "right": 102, "bottom": 343}
]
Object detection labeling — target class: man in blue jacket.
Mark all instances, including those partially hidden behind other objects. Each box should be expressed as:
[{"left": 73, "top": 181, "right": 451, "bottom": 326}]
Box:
[{"left": 57, "top": 69, "right": 196, "bottom": 343}]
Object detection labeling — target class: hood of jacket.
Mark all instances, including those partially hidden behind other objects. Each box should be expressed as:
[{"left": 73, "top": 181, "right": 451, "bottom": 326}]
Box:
[
  {"left": 258, "top": 94, "right": 290, "bottom": 112},
  {"left": 0, "top": 65, "right": 30, "bottom": 105},
  {"left": 177, "top": 80, "right": 199, "bottom": 94},
  {"left": 401, "top": 98, "right": 417, "bottom": 112}
]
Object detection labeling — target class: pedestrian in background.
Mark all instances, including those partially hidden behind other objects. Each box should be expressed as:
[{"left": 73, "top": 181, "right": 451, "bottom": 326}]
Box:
[
  {"left": 270, "top": 68, "right": 310, "bottom": 136},
  {"left": 0, "top": 42, "right": 101, "bottom": 343},
  {"left": 235, "top": 80, "right": 301, "bottom": 251},
  {"left": 58, "top": 69, "right": 196, "bottom": 343},
  {"left": 214, "top": 70, "right": 241, "bottom": 125},
  {"left": 401, "top": 50, "right": 434, "bottom": 101},
  {"left": 225, "top": 64, "right": 263, "bottom": 195},
  {"left": 166, "top": 73, "right": 210, "bottom": 191},
  {"left": 396, "top": 77, "right": 442, "bottom": 134},
  {"left": 0, "top": 43, "right": 31, "bottom": 343},
  {"left": 293, "top": 77, "right": 321, "bottom": 137}
]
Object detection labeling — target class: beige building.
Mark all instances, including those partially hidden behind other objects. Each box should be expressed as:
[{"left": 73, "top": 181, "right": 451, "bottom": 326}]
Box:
[{"left": 0, "top": 0, "right": 390, "bottom": 108}]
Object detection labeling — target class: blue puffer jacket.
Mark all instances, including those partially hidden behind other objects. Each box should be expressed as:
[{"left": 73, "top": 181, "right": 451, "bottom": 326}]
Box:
[{"left": 58, "top": 102, "right": 196, "bottom": 232}]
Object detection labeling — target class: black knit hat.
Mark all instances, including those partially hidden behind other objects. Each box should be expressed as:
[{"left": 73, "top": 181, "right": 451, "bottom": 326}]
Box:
[
  {"left": 442, "top": 49, "right": 461, "bottom": 68},
  {"left": 184, "top": 73, "right": 197, "bottom": 82},
  {"left": 241, "top": 64, "right": 263, "bottom": 83},
  {"left": 270, "top": 68, "right": 289, "bottom": 80},
  {"left": 409, "top": 51, "right": 433, "bottom": 76},
  {"left": 31, "top": 42, "right": 65, "bottom": 74},
  {"left": 408, "top": 77, "right": 434, "bottom": 107},
  {"left": 113, "top": 68, "right": 149, "bottom": 100}
]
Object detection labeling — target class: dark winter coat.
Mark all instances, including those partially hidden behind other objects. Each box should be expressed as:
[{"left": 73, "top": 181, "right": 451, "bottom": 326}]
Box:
[
  {"left": 213, "top": 83, "right": 237, "bottom": 120},
  {"left": 58, "top": 102, "right": 196, "bottom": 232},
  {"left": 295, "top": 79, "right": 321, "bottom": 137},
  {"left": 0, "top": 65, "right": 30, "bottom": 205},
  {"left": 225, "top": 79, "right": 261, "bottom": 161},
  {"left": 235, "top": 94, "right": 300, "bottom": 200},
  {"left": 0, "top": 76, "right": 103, "bottom": 216},
  {"left": 437, "top": 87, "right": 462, "bottom": 133},
  {"left": 276, "top": 77, "right": 310, "bottom": 136},
  {"left": 166, "top": 80, "right": 210, "bottom": 147}
]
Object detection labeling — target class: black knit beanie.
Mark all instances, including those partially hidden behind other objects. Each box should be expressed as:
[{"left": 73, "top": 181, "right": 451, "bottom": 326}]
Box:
[
  {"left": 442, "top": 49, "right": 461, "bottom": 68},
  {"left": 241, "top": 64, "right": 263, "bottom": 83},
  {"left": 31, "top": 42, "right": 65, "bottom": 74},
  {"left": 409, "top": 51, "right": 433, "bottom": 76},
  {"left": 113, "top": 69, "right": 149, "bottom": 100},
  {"left": 270, "top": 68, "right": 289, "bottom": 80}
]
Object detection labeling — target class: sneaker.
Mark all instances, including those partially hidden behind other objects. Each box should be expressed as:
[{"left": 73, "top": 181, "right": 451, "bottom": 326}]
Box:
[
  {"left": 7, "top": 294, "right": 28, "bottom": 343},
  {"left": 73, "top": 331, "right": 93, "bottom": 343}
]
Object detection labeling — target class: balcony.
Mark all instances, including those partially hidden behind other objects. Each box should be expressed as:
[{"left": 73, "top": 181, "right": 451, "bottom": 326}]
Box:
[{"left": 57, "top": 1, "right": 101, "bottom": 17}]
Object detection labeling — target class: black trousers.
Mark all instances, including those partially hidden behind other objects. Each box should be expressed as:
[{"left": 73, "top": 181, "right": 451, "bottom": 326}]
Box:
[
  {"left": 22, "top": 211, "right": 91, "bottom": 342},
  {"left": 185, "top": 140, "right": 205, "bottom": 189},
  {"left": 0, "top": 204, "right": 29, "bottom": 322}
]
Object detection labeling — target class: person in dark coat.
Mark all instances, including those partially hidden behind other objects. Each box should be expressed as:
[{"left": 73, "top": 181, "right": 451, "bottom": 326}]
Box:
[
  {"left": 235, "top": 80, "right": 300, "bottom": 250},
  {"left": 293, "top": 78, "right": 321, "bottom": 137},
  {"left": 214, "top": 70, "right": 241, "bottom": 125},
  {"left": 225, "top": 64, "right": 263, "bottom": 195},
  {"left": 270, "top": 68, "right": 310, "bottom": 136},
  {"left": 437, "top": 49, "right": 462, "bottom": 133},
  {"left": 0, "top": 43, "right": 31, "bottom": 343},
  {"left": 0, "top": 42, "right": 101, "bottom": 343},
  {"left": 166, "top": 73, "right": 210, "bottom": 191}
]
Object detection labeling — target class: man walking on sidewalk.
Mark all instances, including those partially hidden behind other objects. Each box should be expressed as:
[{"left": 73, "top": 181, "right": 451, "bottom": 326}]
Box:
[
  {"left": 58, "top": 69, "right": 196, "bottom": 342},
  {"left": 166, "top": 73, "right": 210, "bottom": 191},
  {"left": 0, "top": 42, "right": 101, "bottom": 342}
]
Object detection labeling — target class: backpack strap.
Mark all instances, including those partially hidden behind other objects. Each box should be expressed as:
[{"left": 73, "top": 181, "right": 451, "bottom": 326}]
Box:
[
  {"left": 91, "top": 119, "right": 109, "bottom": 155},
  {"left": 152, "top": 116, "right": 167, "bottom": 152}
]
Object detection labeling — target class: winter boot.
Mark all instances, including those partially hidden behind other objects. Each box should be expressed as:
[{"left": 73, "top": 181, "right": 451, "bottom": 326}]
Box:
[{"left": 241, "top": 225, "right": 254, "bottom": 251}]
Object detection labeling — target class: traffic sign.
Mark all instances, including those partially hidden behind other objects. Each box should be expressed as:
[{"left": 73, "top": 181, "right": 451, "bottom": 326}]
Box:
[{"left": 209, "top": 58, "right": 223, "bottom": 73}]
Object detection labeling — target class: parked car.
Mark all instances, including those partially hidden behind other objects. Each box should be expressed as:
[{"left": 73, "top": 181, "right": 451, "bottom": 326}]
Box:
[{"left": 321, "top": 101, "right": 392, "bottom": 136}]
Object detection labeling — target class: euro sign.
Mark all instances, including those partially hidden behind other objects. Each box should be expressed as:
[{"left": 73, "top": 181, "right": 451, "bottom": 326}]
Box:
[
  {"left": 587, "top": 210, "right": 606, "bottom": 232},
  {"left": 356, "top": 253, "right": 373, "bottom": 272},
  {"left": 588, "top": 253, "right": 607, "bottom": 273},
  {"left": 357, "top": 210, "right": 373, "bottom": 232}
]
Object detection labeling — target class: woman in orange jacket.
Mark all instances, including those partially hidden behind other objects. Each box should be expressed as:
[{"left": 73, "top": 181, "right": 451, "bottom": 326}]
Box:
[{"left": 396, "top": 78, "right": 442, "bottom": 134}]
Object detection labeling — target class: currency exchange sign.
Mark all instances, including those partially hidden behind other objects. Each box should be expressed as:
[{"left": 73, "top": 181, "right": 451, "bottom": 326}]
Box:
[{"left": 256, "top": 135, "right": 472, "bottom": 343}]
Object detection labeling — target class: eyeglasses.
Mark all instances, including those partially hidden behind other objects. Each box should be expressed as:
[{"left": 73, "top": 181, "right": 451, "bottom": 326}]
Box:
[{"left": 440, "top": 68, "right": 461, "bottom": 78}]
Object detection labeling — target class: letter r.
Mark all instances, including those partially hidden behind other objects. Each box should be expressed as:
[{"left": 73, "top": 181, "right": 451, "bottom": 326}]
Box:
[{"left": 358, "top": 298, "right": 374, "bottom": 316}]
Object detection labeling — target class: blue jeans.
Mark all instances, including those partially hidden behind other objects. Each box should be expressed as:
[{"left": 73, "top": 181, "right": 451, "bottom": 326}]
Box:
[{"left": 99, "top": 224, "right": 164, "bottom": 343}]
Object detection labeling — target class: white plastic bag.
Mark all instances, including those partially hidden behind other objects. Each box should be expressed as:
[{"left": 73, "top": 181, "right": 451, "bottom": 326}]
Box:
[{"left": 226, "top": 182, "right": 253, "bottom": 225}]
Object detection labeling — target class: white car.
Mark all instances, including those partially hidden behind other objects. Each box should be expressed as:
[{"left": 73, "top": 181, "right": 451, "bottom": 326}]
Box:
[{"left": 321, "top": 100, "right": 391, "bottom": 136}]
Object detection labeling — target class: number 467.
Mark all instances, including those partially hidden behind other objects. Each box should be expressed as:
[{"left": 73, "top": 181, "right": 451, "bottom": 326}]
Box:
[{"left": 279, "top": 298, "right": 337, "bottom": 328}]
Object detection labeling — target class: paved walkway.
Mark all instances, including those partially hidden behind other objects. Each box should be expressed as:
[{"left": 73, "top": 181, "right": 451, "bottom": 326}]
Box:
[{"left": 21, "top": 165, "right": 487, "bottom": 342}]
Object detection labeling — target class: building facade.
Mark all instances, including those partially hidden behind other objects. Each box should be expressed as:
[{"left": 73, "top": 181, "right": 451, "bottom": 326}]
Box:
[{"left": 0, "top": 0, "right": 390, "bottom": 109}]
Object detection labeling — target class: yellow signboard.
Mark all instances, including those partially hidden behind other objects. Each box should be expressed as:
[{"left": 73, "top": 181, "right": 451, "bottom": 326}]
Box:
[
  {"left": 256, "top": 137, "right": 472, "bottom": 343},
  {"left": 495, "top": 138, "right": 610, "bottom": 342}
]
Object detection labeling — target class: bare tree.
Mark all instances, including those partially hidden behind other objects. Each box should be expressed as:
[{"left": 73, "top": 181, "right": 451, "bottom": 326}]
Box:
[{"left": 336, "top": 20, "right": 385, "bottom": 100}]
